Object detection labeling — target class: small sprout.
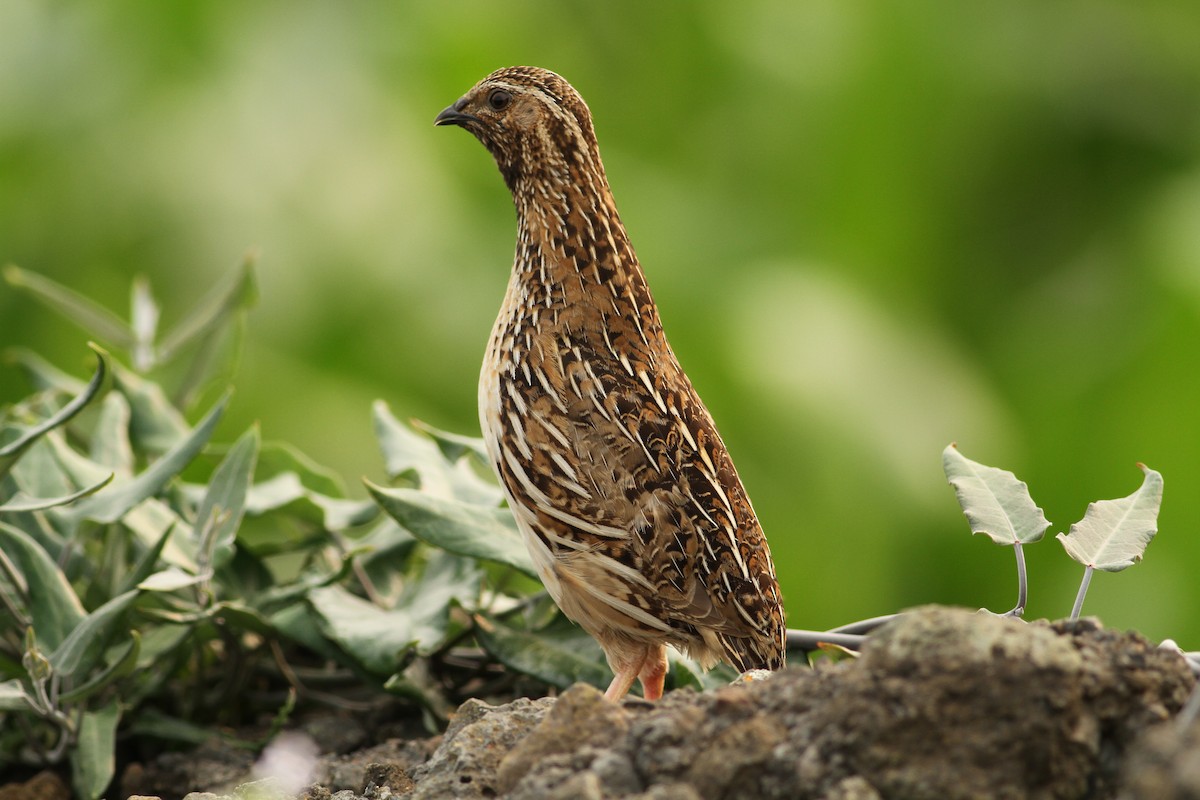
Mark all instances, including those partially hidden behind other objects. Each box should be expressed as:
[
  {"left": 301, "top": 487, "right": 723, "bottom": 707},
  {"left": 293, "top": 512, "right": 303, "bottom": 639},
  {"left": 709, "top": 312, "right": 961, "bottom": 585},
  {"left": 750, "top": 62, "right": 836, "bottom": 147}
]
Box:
[
  {"left": 943, "top": 444, "right": 1049, "bottom": 616},
  {"left": 1057, "top": 464, "right": 1163, "bottom": 620}
]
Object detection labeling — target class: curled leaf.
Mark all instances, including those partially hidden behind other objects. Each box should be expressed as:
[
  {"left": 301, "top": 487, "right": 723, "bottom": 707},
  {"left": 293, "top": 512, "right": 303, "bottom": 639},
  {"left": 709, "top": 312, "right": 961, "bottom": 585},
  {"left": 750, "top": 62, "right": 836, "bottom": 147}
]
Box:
[{"left": 0, "top": 347, "right": 107, "bottom": 479}]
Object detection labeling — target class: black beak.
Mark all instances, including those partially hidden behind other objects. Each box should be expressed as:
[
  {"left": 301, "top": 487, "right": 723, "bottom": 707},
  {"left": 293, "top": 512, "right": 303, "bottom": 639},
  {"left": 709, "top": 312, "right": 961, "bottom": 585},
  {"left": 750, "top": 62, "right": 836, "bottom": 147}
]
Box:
[{"left": 435, "top": 96, "right": 478, "bottom": 127}]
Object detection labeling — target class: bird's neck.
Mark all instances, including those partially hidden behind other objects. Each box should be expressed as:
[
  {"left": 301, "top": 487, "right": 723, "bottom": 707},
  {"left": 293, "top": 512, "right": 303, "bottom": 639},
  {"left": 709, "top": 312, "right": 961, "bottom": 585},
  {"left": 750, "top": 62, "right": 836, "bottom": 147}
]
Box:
[{"left": 510, "top": 170, "right": 647, "bottom": 301}]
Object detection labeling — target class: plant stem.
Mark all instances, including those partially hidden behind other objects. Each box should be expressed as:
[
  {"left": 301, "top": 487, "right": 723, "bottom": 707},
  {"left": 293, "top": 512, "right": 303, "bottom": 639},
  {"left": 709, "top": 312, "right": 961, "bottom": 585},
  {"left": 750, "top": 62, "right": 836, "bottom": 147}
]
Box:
[
  {"left": 785, "top": 629, "right": 867, "bottom": 653},
  {"left": 827, "top": 615, "right": 899, "bottom": 635},
  {"left": 1006, "top": 542, "right": 1027, "bottom": 618},
  {"left": 1177, "top": 683, "right": 1200, "bottom": 732},
  {"left": 1070, "top": 565, "right": 1094, "bottom": 621}
]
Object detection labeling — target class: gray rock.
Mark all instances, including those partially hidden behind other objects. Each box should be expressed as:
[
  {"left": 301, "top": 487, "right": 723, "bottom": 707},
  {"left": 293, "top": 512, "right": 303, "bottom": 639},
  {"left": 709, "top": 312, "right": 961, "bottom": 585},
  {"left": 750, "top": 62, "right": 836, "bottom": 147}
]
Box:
[
  {"left": 497, "top": 683, "right": 634, "bottom": 794},
  {"left": 404, "top": 606, "right": 1192, "bottom": 800},
  {"left": 404, "top": 695, "right": 554, "bottom": 799},
  {"left": 1119, "top": 715, "right": 1200, "bottom": 799}
]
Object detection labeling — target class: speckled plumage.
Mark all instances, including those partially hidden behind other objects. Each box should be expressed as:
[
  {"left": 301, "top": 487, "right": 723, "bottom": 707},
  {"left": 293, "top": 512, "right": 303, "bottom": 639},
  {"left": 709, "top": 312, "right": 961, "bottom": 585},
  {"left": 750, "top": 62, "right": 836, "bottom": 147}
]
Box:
[{"left": 436, "top": 67, "right": 786, "bottom": 700}]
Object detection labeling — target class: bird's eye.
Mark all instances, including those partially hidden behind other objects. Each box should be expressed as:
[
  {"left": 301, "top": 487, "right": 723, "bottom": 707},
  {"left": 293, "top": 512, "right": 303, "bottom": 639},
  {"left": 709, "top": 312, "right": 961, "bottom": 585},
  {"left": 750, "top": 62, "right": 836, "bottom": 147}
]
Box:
[{"left": 487, "top": 89, "right": 512, "bottom": 111}]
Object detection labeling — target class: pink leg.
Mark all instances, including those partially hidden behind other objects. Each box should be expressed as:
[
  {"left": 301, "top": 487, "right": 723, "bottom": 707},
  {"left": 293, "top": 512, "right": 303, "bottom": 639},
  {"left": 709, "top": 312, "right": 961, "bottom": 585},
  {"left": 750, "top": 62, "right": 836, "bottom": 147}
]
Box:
[
  {"left": 638, "top": 644, "right": 668, "bottom": 701},
  {"left": 603, "top": 644, "right": 668, "bottom": 701},
  {"left": 604, "top": 659, "right": 641, "bottom": 701}
]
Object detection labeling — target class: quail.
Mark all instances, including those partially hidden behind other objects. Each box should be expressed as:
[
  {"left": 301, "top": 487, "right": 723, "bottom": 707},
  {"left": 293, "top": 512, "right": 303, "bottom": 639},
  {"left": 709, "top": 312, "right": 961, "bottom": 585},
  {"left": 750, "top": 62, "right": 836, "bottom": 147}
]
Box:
[{"left": 435, "top": 67, "right": 786, "bottom": 700}]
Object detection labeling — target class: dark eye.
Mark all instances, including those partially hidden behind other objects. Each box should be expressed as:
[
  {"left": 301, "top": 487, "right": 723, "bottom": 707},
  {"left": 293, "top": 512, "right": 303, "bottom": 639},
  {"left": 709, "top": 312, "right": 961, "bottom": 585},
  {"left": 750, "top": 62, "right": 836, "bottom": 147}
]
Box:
[{"left": 487, "top": 89, "right": 512, "bottom": 111}]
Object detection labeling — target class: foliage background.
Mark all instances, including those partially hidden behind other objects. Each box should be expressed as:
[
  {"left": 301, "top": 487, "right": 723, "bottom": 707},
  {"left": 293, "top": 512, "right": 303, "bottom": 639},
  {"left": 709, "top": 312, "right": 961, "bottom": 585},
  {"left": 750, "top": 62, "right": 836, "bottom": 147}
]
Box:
[{"left": 2, "top": 2, "right": 1198, "bottom": 643}]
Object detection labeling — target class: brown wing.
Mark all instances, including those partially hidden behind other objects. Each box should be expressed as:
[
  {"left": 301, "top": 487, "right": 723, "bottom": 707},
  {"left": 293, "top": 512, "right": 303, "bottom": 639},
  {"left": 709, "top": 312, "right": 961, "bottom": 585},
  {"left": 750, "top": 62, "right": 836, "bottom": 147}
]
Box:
[{"left": 493, "top": 296, "right": 785, "bottom": 670}]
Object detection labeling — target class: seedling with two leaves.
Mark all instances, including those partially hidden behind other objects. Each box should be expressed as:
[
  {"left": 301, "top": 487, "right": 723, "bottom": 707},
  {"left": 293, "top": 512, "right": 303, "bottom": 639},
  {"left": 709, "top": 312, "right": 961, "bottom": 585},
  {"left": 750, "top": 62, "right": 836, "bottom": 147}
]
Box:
[
  {"left": 788, "top": 444, "right": 1194, "bottom": 677},
  {"left": 942, "top": 443, "right": 1163, "bottom": 622}
]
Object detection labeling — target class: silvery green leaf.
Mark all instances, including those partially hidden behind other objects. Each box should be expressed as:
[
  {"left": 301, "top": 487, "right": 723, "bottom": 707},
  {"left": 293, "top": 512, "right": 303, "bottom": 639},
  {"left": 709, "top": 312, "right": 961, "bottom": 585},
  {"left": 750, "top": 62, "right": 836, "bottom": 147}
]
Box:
[
  {"left": 49, "top": 590, "right": 138, "bottom": 678},
  {"left": 0, "top": 521, "right": 85, "bottom": 650},
  {"left": 943, "top": 443, "right": 1049, "bottom": 545},
  {"left": 367, "top": 480, "right": 535, "bottom": 578},
  {"left": 0, "top": 348, "right": 106, "bottom": 479},
  {"left": 0, "top": 678, "right": 35, "bottom": 712},
  {"left": 244, "top": 471, "right": 376, "bottom": 531},
  {"left": 1057, "top": 464, "right": 1163, "bottom": 571},
  {"left": 130, "top": 275, "right": 160, "bottom": 371},
  {"left": 111, "top": 365, "right": 191, "bottom": 453},
  {"left": 0, "top": 473, "right": 113, "bottom": 512},
  {"left": 410, "top": 418, "right": 491, "bottom": 463},
  {"left": 6, "top": 347, "right": 87, "bottom": 394},
  {"left": 70, "top": 702, "right": 121, "bottom": 800},
  {"left": 59, "top": 631, "right": 141, "bottom": 703},
  {"left": 69, "top": 392, "right": 228, "bottom": 524},
  {"left": 90, "top": 392, "right": 134, "bottom": 475},
  {"left": 155, "top": 254, "right": 257, "bottom": 361},
  {"left": 193, "top": 425, "right": 259, "bottom": 569},
  {"left": 373, "top": 402, "right": 502, "bottom": 506},
  {"left": 475, "top": 613, "right": 609, "bottom": 691},
  {"left": 138, "top": 568, "right": 204, "bottom": 592},
  {"left": 5, "top": 266, "right": 134, "bottom": 348},
  {"left": 257, "top": 440, "right": 346, "bottom": 497},
  {"left": 306, "top": 585, "right": 418, "bottom": 676}
]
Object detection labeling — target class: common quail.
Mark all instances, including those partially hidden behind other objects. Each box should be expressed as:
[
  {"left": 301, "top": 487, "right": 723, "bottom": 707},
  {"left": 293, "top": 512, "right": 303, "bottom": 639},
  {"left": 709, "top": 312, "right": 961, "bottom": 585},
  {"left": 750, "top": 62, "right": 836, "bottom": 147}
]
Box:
[{"left": 435, "top": 67, "right": 786, "bottom": 700}]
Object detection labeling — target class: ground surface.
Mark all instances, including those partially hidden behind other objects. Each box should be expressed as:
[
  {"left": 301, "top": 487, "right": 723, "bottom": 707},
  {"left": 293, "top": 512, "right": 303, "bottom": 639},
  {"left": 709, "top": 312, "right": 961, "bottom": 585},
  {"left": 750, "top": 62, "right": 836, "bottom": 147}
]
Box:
[{"left": 3, "top": 606, "right": 1196, "bottom": 800}]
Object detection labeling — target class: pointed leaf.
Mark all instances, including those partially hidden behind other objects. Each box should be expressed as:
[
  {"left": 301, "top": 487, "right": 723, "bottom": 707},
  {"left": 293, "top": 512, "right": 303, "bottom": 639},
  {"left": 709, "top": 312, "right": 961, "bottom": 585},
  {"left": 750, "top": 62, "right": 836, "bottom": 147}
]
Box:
[
  {"left": 668, "top": 652, "right": 738, "bottom": 692},
  {"left": 307, "top": 586, "right": 418, "bottom": 676},
  {"left": 308, "top": 556, "right": 480, "bottom": 673},
  {"left": 1056, "top": 464, "right": 1163, "bottom": 571},
  {"left": 0, "top": 522, "right": 85, "bottom": 649},
  {"left": 34, "top": 427, "right": 112, "bottom": 494},
  {"left": 70, "top": 702, "right": 121, "bottom": 800},
  {"left": 138, "top": 568, "right": 204, "bottom": 592},
  {"left": 49, "top": 590, "right": 138, "bottom": 678},
  {"left": 257, "top": 440, "right": 346, "bottom": 497},
  {"left": 157, "top": 255, "right": 258, "bottom": 360},
  {"left": 69, "top": 392, "right": 229, "bottom": 524},
  {"left": 476, "top": 613, "right": 609, "bottom": 690},
  {"left": 367, "top": 481, "right": 535, "bottom": 577},
  {"left": 0, "top": 472, "right": 113, "bottom": 512},
  {"left": 270, "top": 604, "right": 346, "bottom": 663},
  {"left": 120, "top": 499, "right": 196, "bottom": 572},
  {"left": 395, "top": 550, "right": 483, "bottom": 653},
  {"left": 117, "top": 523, "right": 176, "bottom": 595},
  {"left": 0, "top": 347, "right": 106, "bottom": 478},
  {"left": 0, "top": 678, "right": 36, "bottom": 712},
  {"left": 943, "top": 444, "right": 1049, "bottom": 545},
  {"left": 193, "top": 425, "right": 259, "bottom": 569},
  {"left": 90, "top": 392, "right": 134, "bottom": 474},
  {"left": 5, "top": 266, "right": 134, "bottom": 347},
  {"left": 130, "top": 275, "right": 160, "bottom": 371},
  {"left": 6, "top": 347, "right": 87, "bottom": 394},
  {"left": 410, "top": 418, "right": 491, "bottom": 463},
  {"left": 373, "top": 402, "right": 502, "bottom": 505},
  {"left": 111, "top": 365, "right": 190, "bottom": 452},
  {"left": 135, "top": 624, "right": 193, "bottom": 670},
  {"left": 59, "top": 631, "right": 141, "bottom": 703},
  {"left": 244, "top": 472, "right": 376, "bottom": 531}
]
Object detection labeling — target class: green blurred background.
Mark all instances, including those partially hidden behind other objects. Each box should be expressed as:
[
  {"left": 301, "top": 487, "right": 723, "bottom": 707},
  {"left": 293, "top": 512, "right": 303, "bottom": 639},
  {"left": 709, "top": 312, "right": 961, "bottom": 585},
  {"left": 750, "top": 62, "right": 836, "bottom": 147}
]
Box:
[{"left": 2, "top": 2, "right": 1198, "bottom": 643}]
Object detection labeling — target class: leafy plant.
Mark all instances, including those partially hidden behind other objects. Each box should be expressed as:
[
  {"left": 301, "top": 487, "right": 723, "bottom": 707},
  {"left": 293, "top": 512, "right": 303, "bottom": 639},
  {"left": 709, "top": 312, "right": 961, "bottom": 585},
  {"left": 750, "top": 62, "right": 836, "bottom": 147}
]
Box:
[{"left": 0, "top": 266, "right": 723, "bottom": 798}]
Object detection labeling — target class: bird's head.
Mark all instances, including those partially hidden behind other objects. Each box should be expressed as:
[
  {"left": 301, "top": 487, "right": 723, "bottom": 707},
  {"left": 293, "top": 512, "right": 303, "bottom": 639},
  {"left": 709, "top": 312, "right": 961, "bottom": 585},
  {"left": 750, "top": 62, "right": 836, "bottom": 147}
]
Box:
[{"left": 435, "top": 66, "right": 603, "bottom": 194}]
